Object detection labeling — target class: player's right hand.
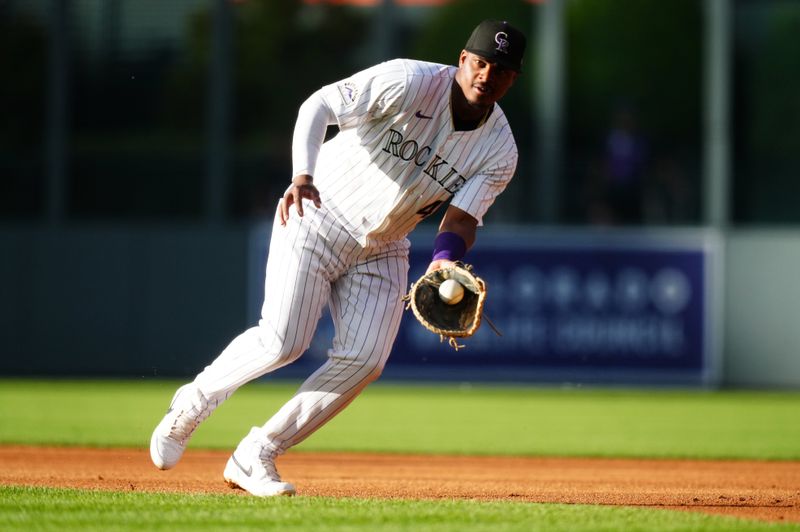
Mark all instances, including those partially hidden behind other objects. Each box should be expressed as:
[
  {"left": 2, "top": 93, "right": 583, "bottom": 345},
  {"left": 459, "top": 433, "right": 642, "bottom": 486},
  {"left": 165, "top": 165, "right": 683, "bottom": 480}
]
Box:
[{"left": 279, "top": 174, "right": 322, "bottom": 226}]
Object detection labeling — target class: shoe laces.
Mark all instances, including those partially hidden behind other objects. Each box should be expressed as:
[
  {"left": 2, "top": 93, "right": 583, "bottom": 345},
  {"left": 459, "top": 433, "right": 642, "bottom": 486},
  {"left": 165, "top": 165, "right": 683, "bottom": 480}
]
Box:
[
  {"left": 257, "top": 445, "right": 282, "bottom": 481},
  {"left": 168, "top": 392, "right": 212, "bottom": 444}
]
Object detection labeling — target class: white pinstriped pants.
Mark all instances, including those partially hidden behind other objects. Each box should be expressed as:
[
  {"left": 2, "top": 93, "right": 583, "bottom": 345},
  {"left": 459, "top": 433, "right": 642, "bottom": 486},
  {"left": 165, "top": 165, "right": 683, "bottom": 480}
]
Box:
[{"left": 193, "top": 201, "right": 409, "bottom": 455}]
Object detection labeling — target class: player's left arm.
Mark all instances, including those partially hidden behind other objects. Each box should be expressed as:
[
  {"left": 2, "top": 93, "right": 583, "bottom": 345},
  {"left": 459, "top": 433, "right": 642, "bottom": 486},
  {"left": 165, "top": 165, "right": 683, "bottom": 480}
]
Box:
[{"left": 426, "top": 206, "right": 477, "bottom": 273}]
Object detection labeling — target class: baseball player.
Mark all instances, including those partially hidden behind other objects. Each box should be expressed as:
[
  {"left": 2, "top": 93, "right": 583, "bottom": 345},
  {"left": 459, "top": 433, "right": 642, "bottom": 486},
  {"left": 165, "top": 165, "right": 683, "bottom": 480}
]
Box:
[{"left": 150, "top": 19, "right": 526, "bottom": 497}]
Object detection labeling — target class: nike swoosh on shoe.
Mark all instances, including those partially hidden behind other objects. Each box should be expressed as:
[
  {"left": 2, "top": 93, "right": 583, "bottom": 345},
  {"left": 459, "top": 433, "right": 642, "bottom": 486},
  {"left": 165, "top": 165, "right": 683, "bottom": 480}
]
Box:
[{"left": 232, "top": 454, "right": 253, "bottom": 477}]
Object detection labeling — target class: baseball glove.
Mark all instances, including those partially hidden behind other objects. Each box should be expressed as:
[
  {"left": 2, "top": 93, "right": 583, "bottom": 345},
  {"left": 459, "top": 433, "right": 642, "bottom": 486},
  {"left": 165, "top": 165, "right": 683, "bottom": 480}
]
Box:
[{"left": 404, "top": 263, "right": 496, "bottom": 350}]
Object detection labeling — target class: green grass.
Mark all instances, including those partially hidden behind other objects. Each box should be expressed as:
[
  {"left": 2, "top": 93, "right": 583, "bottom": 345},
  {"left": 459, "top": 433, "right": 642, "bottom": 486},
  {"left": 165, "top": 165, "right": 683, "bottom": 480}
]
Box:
[
  {"left": 0, "top": 378, "right": 798, "bottom": 460},
  {"left": 2, "top": 378, "right": 799, "bottom": 531},
  {"left": 1, "top": 486, "right": 795, "bottom": 532}
]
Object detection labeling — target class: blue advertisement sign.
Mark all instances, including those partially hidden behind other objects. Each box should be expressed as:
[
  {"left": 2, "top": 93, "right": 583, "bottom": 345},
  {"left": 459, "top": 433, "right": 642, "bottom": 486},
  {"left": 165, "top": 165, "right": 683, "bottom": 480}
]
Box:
[{"left": 249, "top": 227, "right": 721, "bottom": 386}]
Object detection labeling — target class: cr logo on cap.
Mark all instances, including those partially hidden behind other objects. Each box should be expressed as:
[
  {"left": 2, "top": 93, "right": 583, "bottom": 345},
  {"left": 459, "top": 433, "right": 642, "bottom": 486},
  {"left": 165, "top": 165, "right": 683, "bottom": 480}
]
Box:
[{"left": 494, "top": 31, "right": 510, "bottom": 54}]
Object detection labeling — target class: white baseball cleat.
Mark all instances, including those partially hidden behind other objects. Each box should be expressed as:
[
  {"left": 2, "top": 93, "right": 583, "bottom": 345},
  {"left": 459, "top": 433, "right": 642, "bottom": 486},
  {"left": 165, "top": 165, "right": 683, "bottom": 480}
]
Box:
[
  {"left": 223, "top": 427, "right": 296, "bottom": 497},
  {"left": 150, "top": 383, "right": 214, "bottom": 470}
]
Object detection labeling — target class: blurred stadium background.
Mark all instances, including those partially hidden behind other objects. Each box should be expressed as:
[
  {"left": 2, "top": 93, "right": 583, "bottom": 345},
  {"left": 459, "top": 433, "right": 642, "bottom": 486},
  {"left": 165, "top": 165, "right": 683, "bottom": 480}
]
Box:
[{"left": 1, "top": 0, "right": 798, "bottom": 388}]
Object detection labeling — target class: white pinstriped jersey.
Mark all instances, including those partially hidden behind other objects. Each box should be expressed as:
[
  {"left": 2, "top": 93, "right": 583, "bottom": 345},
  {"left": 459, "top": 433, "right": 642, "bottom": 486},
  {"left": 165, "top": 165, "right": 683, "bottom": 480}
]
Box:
[
  {"left": 156, "top": 48, "right": 523, "bottom": 482},
  {"left": 311, "top": 59, "right": 518, "bottom": 246}
]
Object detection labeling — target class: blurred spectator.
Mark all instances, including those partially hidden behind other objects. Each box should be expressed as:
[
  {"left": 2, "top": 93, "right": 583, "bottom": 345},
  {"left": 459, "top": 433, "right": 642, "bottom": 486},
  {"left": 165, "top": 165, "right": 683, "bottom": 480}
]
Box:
[
  {"left": 582, "top": 103, "right": 650, "bottom": 225},
  {"left": 603, "top": 104, "right": 648, "bottom": 224}
]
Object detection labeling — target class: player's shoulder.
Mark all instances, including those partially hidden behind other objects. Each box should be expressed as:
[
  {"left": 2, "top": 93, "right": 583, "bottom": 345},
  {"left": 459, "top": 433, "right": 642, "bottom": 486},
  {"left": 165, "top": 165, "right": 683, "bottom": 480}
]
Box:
[
  {"left": 399, "top": 58, "right": 454, "bottom": 76},
  {"left": 486, "top": 105, "right": 515, "bottom": 137},
  {"left": 378, "top": 58, "right": 455, "bottom": 80},
  {"left": 346, "top": 58, "right": 456, "bottom": 85},
  {"left": 484, "top": 106, "right": 519, "bottom": 154}
]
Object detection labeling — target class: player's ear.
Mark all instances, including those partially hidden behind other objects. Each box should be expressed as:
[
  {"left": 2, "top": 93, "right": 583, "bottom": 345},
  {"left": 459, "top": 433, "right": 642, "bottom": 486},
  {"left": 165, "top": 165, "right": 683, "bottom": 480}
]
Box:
[{"left": 458, "top": 50, "right": 468, "bottom": 66}]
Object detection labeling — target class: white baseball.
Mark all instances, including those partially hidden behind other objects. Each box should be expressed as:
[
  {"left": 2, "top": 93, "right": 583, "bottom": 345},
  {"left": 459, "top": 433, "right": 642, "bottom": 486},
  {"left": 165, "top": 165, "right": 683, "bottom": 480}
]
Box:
[{"left": 438, "top": 279, "right": 465, "bottom": 305}]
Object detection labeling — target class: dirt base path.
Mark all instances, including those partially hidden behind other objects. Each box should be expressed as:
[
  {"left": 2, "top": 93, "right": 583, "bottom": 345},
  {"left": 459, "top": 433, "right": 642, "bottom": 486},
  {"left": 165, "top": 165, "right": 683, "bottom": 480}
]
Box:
[{"left": 1, "top": 446, "right": 798, "bottom": 524}]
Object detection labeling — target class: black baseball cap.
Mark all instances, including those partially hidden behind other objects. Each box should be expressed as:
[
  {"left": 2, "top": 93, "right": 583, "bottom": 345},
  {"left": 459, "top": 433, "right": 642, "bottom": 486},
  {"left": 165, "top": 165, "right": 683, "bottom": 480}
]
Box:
[{"left": 463, "top": 19, "right": 526, "bottom": 73}]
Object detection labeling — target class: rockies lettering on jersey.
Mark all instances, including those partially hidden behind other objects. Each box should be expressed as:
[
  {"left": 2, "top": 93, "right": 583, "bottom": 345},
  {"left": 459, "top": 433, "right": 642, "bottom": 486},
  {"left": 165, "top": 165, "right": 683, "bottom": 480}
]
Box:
[{"left": 381, "top": 128, "right": 467, "bottom": 194}]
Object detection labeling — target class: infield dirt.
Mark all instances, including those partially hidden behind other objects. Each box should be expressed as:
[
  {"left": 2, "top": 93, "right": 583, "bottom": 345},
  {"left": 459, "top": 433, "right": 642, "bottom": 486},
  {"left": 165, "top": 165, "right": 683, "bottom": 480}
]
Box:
[{"left": 1, "top": 446, "right": 798, "bottom": 524}]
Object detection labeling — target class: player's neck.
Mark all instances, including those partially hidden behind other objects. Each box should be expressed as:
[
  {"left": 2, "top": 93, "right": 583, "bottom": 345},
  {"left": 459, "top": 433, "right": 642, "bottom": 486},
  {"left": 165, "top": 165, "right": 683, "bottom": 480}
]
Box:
[{"left": 450, "top": 82, "right": 492, "bottom": 131}]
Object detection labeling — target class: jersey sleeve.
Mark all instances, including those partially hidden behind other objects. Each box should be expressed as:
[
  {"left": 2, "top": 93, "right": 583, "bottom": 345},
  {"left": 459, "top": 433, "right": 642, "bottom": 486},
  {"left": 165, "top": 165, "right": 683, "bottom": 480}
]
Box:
[
  {"left": 450, "top": 145, "right": 518, "bottom": 226},
  {"left": 317, "top": 60, "right": 409, "bottom": 129},
  {"left": 292, "top": 60, "right": 409, "bottom": 178},
  {"left": 291, "top": 90, "right": 337, "bottom": 178}
]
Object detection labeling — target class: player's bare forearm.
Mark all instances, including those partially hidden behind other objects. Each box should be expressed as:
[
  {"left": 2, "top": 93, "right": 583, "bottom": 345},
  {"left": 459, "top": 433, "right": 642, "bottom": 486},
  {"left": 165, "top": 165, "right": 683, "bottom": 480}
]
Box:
[
  {"left": 278, "top": 174, "right": 322, "bottom": 226},
  {"left": 438, "top": 205, "right": 478, "bottom": 247}
]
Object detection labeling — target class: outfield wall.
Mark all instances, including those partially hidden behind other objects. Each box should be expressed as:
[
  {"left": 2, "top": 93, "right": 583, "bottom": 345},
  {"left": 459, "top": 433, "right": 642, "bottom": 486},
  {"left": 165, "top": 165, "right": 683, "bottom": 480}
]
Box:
[
  {"left": 0, "top": 225, "right": 798, "bottom": 387},
  {"left": 0, "top": 226, "right": 249, "bottom": 377}
]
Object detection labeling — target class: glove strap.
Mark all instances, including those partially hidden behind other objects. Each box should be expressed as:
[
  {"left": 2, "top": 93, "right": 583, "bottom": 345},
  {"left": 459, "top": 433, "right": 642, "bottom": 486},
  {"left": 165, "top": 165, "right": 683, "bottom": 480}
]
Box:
[{"left": 432, "top": 231, "right": 466, "bottom": 261}]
